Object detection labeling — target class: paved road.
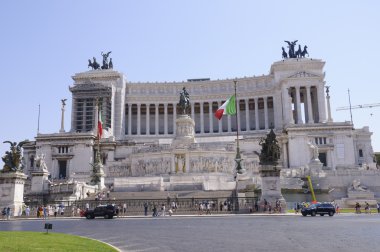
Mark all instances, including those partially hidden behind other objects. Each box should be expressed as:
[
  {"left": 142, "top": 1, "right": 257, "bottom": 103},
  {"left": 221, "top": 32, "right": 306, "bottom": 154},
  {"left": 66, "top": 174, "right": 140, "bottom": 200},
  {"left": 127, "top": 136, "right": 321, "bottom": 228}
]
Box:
[{"left": 1, "top": 214, "right": 380, "bottom": 252}]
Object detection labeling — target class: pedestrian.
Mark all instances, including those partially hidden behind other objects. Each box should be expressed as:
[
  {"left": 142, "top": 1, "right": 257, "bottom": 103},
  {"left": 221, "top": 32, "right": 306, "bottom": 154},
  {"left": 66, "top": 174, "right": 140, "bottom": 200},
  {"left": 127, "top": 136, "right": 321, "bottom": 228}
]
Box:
[
  {"left": 377, "top": 202, "right": 380, "bottom": 214},
  {"left": 264, "top": 199, "right": 268, "bottom": 211},
  {"left": 6, "top": 207, "right": 11, "bottom": 220},
  {"left": 364, "top": 202, "right": 370, "bottom": 214},
  {"left": 355, "top": 202, "right": 361, "bottom": 214},
  {"left": 123, "top": 203, "right": 127, "bottom": 215},
  {"left": 2, "top": 207, "right": 6, "bottom": 219},
  {"left": 161, "top": 204, "right": 166, "bottom": 216},
  {"left": 171, "top": 201, "right": 177, "bottom": 212},
  {"left": 144, "top": 202, "right": 148, "bottom": 216},
  {"left": 54, "top": 206, "right": 58, "bottom": 217},
  {"left": 85, "top": 202, "right": 89, "bottom": 211},
  {"left": 335, "top": 203, "right": 340, "bottom": 214},
  {"left": 43, "top": 206, "right": 48, "bottom": 219},
  {"left": 152, "top": 205, "right": 158, "bottom": 217},
  {"left": 25, "top": 206, "right": 30, "bottom": 217}
]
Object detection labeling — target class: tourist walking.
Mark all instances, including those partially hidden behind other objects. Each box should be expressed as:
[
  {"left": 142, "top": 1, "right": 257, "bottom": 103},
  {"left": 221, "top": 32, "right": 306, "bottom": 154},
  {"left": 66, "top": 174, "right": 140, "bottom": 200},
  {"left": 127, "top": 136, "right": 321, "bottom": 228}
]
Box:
[
  {"left": 2, "top": 207, "right": 7, "bottom": 219},
  {"left": 123, "top": 203, "right": 127, "bottom": 215},
  {"left": 6, "top": 207, "right": 11, "bottom": 220},
  {"left": 355, "top": 202, "right": 361, "bottom": 214},
  {"left": 43, "top": 206, "right": 48, "bottom": 219},
  {"left": 161, "top": 204, "right": 166, "bottom": 216},
  {"left": 364, "top": 202, "right": 370, "bottom": 214},
  {"left": 377, "top": 202, "right": 380, "bottom": 213},
  {"left": 25, "top": 206, "right": 30, "bottom": 217},
  {"left": 144, "top": 202, "right": 148, "bottom": 216},
  {"left": 152, "top": 205, "right": 158, "bottom": 217}
]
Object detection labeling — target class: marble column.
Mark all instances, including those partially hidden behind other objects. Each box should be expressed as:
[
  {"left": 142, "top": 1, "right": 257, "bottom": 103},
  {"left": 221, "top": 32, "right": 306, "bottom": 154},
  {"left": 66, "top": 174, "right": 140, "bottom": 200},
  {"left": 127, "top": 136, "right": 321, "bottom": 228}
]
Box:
[
  {"left": 200, "top": 102, "right": 204, "bottom": 134},
  {"left": 264, "top": 96, "right": 268, "bottom": 129},
  {"left": 255, "top": 98, "right": 259, "bottom": 130},
  {"left": 164, "top": 103, "right": 168, "bottom": 135},
  {"left": 146, "top": 104, "right": 150, "bottom": 135},
  {"left": 245, "top": 99, "right": 250, "bottom": 131},
  {"left": 173, "top": 102, "right": 177, "bottom": 134},
  {"left": 155, "top": 103, "right": 159, "bottom": 135},
  {"left": 317, "top": 85, "right": 327, "bottom": 123},
  {"left": 282, "top": 141, "right": 288, "bottom": 168},
  {"left": 288, "top": 89, "right": 295, "bottom": 124},
  {"left": 272, "top": 95, "right": 278, "bottom": 129},
  {"left": 237, "top": 99, "right": 241, "bottom": 132},
  {"left": 137, "top": 103, "right": 141, "bottom": 135},
  {"left": 295, "top": 86, "right": 303, "bottom": 124},
  {"left": 326, "top": 87, "right": 333, "bottom": 123},
  {"left": 128, "top": 104, "right": 132, "bottom": 135},
  {"left": 209, "top": 101, "right": 213, "bottom": 133},
  {"left": 191, "top": 102, "right": 195, "bottom": 119},
  {"left": 306, "top": 86, "right": 314, "bottom": 123},
  {"left": 218, "top": 101, "right": 222, "bottom": 133}
]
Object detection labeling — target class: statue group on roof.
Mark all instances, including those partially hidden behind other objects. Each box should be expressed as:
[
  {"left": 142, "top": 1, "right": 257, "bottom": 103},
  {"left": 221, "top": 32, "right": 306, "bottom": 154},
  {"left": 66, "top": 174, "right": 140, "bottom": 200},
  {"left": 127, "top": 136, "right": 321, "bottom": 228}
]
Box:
[
  {"left": 282, "top": 40, "right": 309, "bottom": 59},
  {"left": 88, "top": 51, "right": 113, "bottom": 70}
]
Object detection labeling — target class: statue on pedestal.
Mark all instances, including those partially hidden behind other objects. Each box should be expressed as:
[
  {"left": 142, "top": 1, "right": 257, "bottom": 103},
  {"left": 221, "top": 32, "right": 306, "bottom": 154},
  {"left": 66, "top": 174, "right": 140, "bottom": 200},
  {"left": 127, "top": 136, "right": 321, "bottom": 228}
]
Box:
[
  {"left": 1, "top": 140, "right": 28, "bottom": 173},
  {"left": 258, "top": 129, "right": 281, "bottom": 165},
  {"left": 308, "top": 141, "right": 319, "bottom": 161},
  {"left": 35, "top": 154, "right": 48, "bottom": 172},
  {"left": 179, "top": 87, "right": 190, "bottom": 115}
]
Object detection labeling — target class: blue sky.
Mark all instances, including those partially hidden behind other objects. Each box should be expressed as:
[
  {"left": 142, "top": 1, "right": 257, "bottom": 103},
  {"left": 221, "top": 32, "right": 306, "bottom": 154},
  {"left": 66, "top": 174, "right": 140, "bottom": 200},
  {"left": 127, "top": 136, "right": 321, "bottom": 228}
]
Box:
[{"left": 1, "top": 0, "right": 380, "bottom": 162}]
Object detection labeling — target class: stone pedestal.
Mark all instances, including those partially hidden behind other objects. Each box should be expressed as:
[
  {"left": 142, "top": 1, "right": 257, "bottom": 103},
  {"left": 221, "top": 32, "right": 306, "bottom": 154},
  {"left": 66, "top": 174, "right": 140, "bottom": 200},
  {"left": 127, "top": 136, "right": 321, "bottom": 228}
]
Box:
[
  {"left": 308, "top": 159, "right": 324, "bottom": 176},
  {"left": 0, "top": 172, "right": 27, "bottom": 216},
  {"left": 339, "top": 190, "right": 377, "bottom": 207},
  {"left": 172, "top": 114, "right": 195, "bottom": 148},
  {"left": 259, "top": 164, "right": 286, "bottom": 212},
  {"left": 31, "top": 169, "right": 50, "bottom": 193},
  {"left": 95, "top": 162, "right": 106, "bottom": 191}
]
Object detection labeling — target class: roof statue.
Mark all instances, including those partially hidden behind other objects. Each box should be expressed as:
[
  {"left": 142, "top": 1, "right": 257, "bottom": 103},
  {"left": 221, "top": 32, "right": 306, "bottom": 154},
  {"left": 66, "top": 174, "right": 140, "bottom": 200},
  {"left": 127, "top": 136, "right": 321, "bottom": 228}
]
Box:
[
  {"left": 88, "top": 51, "right": 113, "bottom": 70},
  {"left": 283, "top": 40, "right": 309, "bottom": 59},
  {"left": 1, "top": 140, "right": 28, "bottom": 173},
  {"left": 258, "top": 129, "right": 281, "bottom": 165}
]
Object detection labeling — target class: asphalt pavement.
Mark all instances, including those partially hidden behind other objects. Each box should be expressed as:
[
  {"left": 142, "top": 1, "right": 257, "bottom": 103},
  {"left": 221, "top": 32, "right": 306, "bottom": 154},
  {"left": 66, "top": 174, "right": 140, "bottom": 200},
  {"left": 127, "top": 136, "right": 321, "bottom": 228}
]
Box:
[{"left": 1, "top": 213, "right": 380, "bottom": 252}]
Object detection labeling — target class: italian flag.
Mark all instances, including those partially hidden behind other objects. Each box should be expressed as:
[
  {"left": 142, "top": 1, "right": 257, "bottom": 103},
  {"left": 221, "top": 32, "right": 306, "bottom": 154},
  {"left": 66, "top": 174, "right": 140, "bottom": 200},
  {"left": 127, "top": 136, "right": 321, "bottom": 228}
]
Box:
[
  {"left": 214, "top": 95, "right": 236, "bottom": 120},
  {"left": 98, "top": 111, "right": 103, "bottom": 139}
]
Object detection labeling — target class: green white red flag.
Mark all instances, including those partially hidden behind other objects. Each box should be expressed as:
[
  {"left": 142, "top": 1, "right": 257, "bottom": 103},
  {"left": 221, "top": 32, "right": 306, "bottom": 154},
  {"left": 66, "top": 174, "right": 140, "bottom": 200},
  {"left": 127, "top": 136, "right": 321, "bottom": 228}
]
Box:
[
  {"left": 98, "top": 111, "right": 103, "bottom": 139},
  {"left": 214, "top": 95, "right": 236, "bottom": 120}
]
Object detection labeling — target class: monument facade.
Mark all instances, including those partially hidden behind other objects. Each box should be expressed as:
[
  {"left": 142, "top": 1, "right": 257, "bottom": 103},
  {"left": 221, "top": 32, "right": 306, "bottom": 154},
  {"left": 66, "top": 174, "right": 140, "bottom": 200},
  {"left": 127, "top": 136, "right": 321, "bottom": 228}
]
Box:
[{"left": 17, "top": 48, "right": 379, "bottom": 204}]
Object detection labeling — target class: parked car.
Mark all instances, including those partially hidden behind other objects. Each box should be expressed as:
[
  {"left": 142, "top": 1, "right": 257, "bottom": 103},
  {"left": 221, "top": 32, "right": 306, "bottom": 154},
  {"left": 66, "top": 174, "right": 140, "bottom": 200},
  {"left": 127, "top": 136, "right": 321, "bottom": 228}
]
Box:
[
  {"left": 301, "top": 203, "right": 335, "bottom": 217},
  {"left": 84, "top": 204, "right": 117, "bottom": 219}
]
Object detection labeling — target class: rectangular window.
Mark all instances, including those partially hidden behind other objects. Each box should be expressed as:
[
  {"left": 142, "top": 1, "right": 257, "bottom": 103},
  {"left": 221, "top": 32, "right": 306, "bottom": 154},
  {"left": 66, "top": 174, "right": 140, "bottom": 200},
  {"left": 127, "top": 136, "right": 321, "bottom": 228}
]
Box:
[{"left": 359, "top": 149, "right": 363, "bottom": 157}]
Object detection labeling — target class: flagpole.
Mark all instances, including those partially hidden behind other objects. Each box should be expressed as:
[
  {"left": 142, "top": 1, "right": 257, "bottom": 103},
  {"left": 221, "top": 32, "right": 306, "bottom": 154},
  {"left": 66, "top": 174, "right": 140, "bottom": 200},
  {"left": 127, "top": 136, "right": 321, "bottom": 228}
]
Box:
[
  {"left": 37, "top": 104, "right": 40, "bottom": 134},
  {"left": 234, "top": 80, "right": 243, "bottom": 174},
  {"left": 96, "top": 98, "right": 101, "bottom": 163}
]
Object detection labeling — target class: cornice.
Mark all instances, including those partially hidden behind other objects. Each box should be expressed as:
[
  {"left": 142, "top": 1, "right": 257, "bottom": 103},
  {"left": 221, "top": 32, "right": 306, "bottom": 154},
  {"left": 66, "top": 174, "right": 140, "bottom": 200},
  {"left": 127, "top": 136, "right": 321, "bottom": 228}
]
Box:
[
  {"left": 285, "top": 123, "right": 353, "bottom": 132},
  {"left": 72, "top": 69, "right": 122, "bottom": 81}
]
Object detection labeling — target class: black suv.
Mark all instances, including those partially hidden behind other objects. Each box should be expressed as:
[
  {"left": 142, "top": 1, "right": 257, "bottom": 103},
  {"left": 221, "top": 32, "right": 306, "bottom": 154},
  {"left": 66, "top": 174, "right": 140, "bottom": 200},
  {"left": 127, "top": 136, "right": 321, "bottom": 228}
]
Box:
[
  {"left": 301, "top": 203, "right": 335, "bottom": 217},
  {"left": 84, "top": 205, "right": 117, "bottom": 219}
]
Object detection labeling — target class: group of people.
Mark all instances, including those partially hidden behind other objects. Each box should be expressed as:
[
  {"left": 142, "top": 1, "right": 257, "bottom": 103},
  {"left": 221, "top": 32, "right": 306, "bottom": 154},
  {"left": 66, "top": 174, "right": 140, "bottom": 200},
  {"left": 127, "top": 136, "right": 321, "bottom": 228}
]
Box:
[
  {"left": 1, "top": 207, "right": 11, "bottom": 220},
  {"left": 261, "top": 199, "right": 282, "bottom": 213},
  {"left": 355, "top": 202, "right": 380, "bottom": 214},
  {"left": 197, "top": 201, "right": 214, "bottom": 215},
  {"left": 151, "top": 201, "right": 178, "bottom": 217}
]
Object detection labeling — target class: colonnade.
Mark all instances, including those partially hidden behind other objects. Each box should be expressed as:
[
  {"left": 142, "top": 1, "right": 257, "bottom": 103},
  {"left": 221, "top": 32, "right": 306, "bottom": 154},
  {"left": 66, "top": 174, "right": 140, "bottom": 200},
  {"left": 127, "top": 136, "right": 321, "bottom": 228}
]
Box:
[
  {"left": 287, "top": 85, "right": 326, "bottom": 124},
  {"left": 125, "top": 96, "right": 276, "bottom": 136}
]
